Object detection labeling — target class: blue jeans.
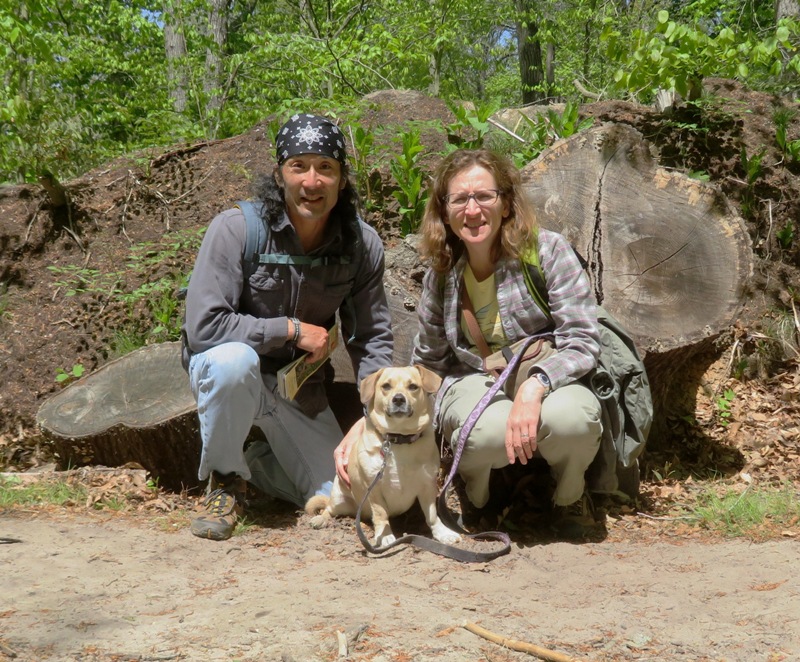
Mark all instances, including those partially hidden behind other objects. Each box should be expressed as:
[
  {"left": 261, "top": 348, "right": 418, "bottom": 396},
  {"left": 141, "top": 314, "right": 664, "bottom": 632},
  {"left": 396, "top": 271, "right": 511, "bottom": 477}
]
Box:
[{"left": 189, "top": 342, "right": 337, "bottom": 506}]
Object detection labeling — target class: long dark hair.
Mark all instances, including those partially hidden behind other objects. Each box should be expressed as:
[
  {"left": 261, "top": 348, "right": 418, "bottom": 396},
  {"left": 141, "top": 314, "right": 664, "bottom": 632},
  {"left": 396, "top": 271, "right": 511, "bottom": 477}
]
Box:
[{"left": 419, "top": 149, "right": 538, "bottom": 273}]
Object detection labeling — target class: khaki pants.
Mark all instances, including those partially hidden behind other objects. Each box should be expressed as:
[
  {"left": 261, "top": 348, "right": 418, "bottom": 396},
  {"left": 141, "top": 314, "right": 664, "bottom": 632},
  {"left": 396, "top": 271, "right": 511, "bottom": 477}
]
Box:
[{"left": 438, "top": 373, "right": 602, "bottom": 507}]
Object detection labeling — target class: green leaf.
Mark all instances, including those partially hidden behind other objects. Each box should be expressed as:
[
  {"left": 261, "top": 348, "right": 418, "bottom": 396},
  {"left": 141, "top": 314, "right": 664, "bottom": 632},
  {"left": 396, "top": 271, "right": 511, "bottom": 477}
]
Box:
[{"left": 657, "top": 10, "right": 669, "bottom": 24}]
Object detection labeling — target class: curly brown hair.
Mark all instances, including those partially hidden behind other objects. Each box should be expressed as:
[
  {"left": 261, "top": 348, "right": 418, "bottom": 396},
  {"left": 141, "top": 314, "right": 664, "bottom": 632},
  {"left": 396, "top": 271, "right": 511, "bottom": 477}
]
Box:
[{"left": 419, "top": 149, "right": 539, "bottom": 273}]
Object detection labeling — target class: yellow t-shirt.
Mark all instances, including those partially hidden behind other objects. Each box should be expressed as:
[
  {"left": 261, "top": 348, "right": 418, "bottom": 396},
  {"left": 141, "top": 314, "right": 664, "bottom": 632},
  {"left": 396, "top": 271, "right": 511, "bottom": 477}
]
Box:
[{"left": 461, "top": 265, "right": 507, "bottom": 354}]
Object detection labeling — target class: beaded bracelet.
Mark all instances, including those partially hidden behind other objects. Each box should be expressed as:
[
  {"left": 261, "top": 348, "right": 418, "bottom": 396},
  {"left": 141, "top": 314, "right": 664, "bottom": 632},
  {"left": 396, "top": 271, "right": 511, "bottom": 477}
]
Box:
[{"left": 290, "top": 317, "right": 301, "bottom": 344}]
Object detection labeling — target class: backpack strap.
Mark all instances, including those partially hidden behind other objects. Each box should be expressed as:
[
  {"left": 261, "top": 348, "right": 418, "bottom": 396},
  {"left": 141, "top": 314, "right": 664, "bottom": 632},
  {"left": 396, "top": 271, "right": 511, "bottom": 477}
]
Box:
[
  {"left": 235, "top": 200, "right": 364, "bottom": 343},
  {"left": 520, "top": 240, "right": 553, "bottom": 321},
  {"left": 236, "top": 200, "right": 268, "bottom": 280},
  {"left": 235, "top": 200, "right": 356, "bottom": 274}
]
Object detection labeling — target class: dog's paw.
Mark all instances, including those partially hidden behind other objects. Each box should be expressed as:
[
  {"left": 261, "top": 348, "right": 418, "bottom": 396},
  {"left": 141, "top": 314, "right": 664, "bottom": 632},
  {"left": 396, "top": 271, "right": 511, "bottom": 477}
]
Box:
[
  {"left": 375, "top": 532, "right": 396, "bottom": 547},
  {"left": 431, "top": 521, "right": 461, "bottom": 545},
  {"left": 309, "top": 514, "right": 329, "bottom": 529}
]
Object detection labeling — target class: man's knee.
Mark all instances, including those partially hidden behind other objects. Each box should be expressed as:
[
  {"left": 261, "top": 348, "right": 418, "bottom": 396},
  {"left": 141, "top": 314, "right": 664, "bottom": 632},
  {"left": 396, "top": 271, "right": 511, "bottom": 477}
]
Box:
[{"left": 193, "top": 342, "right": 261, "bottom": 387}]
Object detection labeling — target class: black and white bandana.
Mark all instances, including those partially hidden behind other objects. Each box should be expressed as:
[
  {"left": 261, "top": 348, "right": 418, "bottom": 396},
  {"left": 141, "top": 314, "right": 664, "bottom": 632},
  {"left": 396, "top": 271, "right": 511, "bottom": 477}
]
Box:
[{"left": 275, "top": 114, "right": 347, "bottom": 166}]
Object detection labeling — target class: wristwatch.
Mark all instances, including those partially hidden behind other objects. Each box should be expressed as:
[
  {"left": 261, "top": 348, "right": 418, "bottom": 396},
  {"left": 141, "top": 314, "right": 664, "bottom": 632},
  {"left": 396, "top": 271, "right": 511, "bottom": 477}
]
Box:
[{"left": 533, "top": 372, "right": 551, "bottom": 397}]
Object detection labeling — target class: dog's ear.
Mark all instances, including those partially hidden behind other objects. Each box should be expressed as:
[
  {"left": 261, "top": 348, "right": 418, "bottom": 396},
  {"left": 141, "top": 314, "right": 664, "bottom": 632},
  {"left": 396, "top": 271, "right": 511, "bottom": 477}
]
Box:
[
  {"left": 359, "top": 368, "right": 384, "bottom": 404},
  {"left": 415, "top": 365, "right": 442, "bottom": 394}
]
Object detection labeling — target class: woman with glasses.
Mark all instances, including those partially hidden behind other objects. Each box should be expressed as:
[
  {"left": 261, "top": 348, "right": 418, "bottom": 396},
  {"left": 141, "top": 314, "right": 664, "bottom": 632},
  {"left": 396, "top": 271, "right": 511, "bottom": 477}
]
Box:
[{"left": 410, "top": 148, "right": 604, "bottom": 539}]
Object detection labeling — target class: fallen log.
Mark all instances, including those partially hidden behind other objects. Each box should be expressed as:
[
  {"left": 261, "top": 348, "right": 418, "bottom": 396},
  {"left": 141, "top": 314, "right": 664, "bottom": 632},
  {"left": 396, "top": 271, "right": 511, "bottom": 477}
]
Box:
[
  {"left": 520, "top": 122, "right": 753, "bottom": 442},
  {"left": 36, "top": 341, "right": 201, "bottom": 491},
  {"left": 36, "top": 287, "right": 419, "bottom": 489}
]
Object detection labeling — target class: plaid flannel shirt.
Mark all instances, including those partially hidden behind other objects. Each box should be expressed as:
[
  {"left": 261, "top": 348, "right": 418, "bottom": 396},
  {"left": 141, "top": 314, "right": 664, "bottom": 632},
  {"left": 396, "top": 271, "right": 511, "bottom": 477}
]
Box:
[{"left": 412, "top": 228, "right": 600, "bottom": 409}]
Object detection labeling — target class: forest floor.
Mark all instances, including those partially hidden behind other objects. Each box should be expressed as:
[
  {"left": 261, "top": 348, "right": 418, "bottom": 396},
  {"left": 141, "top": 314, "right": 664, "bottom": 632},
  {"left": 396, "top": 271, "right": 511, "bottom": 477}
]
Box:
[{"left": 1, "top": 80, "right": 800, "bottom": 661}]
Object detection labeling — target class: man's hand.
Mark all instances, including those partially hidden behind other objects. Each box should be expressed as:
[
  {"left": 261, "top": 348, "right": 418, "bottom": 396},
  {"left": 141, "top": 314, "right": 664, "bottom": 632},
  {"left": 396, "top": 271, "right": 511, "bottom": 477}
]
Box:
[
  {"left": 295, "top": 321, "right": 330, "bottom": 363},
  {"left": 334, "top": 418, "right": 365, "bottom": 486},
  {"left": 505, "top": 377, "right": 547, "bottom": 465}
]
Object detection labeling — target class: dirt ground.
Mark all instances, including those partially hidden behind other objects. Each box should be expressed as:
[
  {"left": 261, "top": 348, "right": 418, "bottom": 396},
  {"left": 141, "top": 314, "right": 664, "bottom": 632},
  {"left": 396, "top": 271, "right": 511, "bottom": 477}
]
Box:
[
  {"left": 2, "top": 82, "right": 800, "bottom": 661},
  {"left": 2, "top": 484, "right": 799, "bottom": 662}
]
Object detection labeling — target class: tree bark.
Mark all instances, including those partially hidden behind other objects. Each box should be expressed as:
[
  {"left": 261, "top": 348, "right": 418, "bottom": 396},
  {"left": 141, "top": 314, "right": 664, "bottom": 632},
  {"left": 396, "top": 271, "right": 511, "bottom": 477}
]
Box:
[
  {"left": 516, "top": 0, "right": 546, "bottom": 104},
  {"left": 163, "top": 0, "right": 189, "bottom": 114},
  {"left": 204, "top": 0, "right": 228, "bottom": 134},
  {"left": 776, "top": 0, "right": 800, "bottom": 20},
  {"left": 519, "top": 123, "right": 754, "bottom": 443}
]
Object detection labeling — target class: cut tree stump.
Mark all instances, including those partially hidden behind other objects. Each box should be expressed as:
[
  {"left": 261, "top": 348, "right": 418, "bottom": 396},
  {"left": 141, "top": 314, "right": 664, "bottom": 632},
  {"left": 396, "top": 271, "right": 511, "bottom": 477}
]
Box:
[
  {"left": 520, "top": 122, "right": 754, "bottom": 442},
  {"left": 36, "top": 287, "right": 420, "bottom": 489},
  {"left": 36, "top": 342, "right": 200, "bottom": 490},
  {"left": 37, "top": 342, "right": 202, "bottom": 491}
]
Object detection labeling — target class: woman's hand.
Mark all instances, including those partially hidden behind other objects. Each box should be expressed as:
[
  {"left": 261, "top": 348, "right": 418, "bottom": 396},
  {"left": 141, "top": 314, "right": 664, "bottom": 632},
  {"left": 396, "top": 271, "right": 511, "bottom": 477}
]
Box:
[
  {"left": 505, "top": 377, "right": 548, "bottom": 464},
  {"left": 334, "top": 418, "right": 366, "bottom": 486}
]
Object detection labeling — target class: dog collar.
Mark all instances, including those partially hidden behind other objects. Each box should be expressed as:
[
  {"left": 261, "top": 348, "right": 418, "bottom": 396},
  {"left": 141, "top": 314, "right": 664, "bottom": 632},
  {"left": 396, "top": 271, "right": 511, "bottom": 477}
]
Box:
[{"left": 383, "top": 432, "right": 422, "bottom": 445}]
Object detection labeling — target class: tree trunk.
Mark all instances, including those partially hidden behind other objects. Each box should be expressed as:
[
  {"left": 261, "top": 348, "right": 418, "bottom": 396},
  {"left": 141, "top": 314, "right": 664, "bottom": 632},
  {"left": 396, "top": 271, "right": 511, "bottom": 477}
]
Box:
[
  {"left": 428, "top": 50, "right": 442, "bottom": 97},
  {"left": 776, "top": 0, "right": 800, "bottom": 20},
  {"left": 163, "top": 0, "right": 189, "bottom": 114},
  {"left": 545, "top": 43, "right": 554, "bottom": 92},
  {"left": 519, "top": 123, "right": 754, "bottom": 444},
  {"left": 203, "top": 0, "right": 228, "bottom": 135},
  {"left": 36, "top": 342, "right": 201, "bottom": 491},
  {"left": 516, "top": 0, "right": 545, "bottom": 105}
]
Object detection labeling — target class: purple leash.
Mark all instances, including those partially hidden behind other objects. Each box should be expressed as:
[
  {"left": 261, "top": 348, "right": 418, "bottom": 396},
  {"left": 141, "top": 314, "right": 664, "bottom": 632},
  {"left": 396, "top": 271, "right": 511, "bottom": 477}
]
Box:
[{"left": 436, "top": 336, "right": 540, "bottom": 559}]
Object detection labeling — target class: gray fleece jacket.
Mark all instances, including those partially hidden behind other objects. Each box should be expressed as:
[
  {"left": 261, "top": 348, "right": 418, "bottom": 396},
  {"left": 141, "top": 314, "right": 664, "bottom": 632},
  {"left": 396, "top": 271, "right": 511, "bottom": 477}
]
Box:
[{"left": 181, "top": 204, "right": 393, "bottom": 415}]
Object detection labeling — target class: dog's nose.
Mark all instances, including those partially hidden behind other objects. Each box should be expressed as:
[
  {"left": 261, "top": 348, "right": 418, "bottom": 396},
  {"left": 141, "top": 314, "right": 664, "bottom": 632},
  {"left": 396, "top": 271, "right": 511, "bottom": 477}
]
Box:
[{"left": 391, "top": 393, "right": 407, "bottom": 407}]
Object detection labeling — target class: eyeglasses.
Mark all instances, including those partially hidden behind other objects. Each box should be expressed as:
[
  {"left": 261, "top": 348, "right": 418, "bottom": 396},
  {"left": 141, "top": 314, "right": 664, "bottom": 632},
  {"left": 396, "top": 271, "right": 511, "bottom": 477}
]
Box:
[{"left": 443, "top": 189, "right": 501, "bottom": 210}]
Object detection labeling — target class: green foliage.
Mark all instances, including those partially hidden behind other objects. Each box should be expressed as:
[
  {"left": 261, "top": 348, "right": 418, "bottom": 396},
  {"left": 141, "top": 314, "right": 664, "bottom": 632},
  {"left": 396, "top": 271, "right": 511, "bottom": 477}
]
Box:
[
  {"left": 602, "top": 11, "right": 800, "bottom": 102},
  {"left": 684, "top": 484, "right": 800, "bottom": 538},
  {"left": 0, "top": 0, "right": 169, "bottom": 183},
  {"left": 715, "top": 387, "right": 736, "bottom": 426},
  {"left": 110, "top": 327, "right": 149, "bottom": 358},
  {"left": 2, "top": 0, "right": 797, "bottom": 191},
  {"left": 501, "top": 102, "right": 594, "bottom": 168},
  {"left": 47, "top": 228, "right": 203, "bottom": 363},
  {"left": 740, "top": 146, "right": 765, "bottom": 218},
  {"left": 777, "top": 222, "right": 795, "bottom": 250},
  {"left": 47, "top": 265, "right": 123, "bottom": 298},
  {"left": 55, "top": 364, "right": 85, "bottom": 385},
  {"left": 349, "top": 125, "right": 377, "bottom": 208},
  {"left": 389, "top": 129, "right": 428, "bottom": 236},
  {"left": 0, "top": 475, "right": 88, "bottom": 508},
  {"left": 774, "top": 108, "right": 800, "bottom": 163},
  {"left": 445, "top": 100, "right": 499, "bottom": 150}
]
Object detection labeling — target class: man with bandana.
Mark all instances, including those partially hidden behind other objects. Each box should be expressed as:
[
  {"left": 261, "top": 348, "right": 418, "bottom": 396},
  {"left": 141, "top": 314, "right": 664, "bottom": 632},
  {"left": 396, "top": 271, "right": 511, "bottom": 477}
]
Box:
[{"left": 181, "top": 114, "right": 393, "bottom": 540}]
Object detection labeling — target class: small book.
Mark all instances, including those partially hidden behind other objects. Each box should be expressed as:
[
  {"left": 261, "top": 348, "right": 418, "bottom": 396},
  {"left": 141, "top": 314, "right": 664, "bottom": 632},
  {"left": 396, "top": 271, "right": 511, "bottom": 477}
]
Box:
[{"left": 277, "top": 323, "right": 339, "bottom": 400}]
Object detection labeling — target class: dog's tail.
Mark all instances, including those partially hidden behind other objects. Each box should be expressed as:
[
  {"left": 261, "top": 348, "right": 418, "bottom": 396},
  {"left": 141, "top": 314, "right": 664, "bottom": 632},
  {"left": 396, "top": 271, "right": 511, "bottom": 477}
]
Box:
[{"left": 304, "top": 494, "right": 330, "bottom": 516}]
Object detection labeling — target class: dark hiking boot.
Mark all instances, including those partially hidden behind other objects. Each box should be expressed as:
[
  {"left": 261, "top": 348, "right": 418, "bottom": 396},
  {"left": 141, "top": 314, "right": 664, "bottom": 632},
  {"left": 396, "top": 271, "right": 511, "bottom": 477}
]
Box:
[
  {"left": 190, "top": 472, "right": 247, "bottom": 541},
  {"left": 549, "top": 492, "right": 598, "bottom": 540}
]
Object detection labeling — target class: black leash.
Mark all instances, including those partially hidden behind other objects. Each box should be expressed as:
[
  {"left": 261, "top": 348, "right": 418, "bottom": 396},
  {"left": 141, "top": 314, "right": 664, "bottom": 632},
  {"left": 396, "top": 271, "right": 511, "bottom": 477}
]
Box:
[{"left": 355, "top": 338, "right": 537, "bottom": 563}]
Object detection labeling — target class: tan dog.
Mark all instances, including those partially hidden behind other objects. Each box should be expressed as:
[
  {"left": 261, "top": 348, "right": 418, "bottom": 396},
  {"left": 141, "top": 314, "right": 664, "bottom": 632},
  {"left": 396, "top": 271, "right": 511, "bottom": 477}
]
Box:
[{"left": 305, "top": 366, "right": 461, "bottom": 547}]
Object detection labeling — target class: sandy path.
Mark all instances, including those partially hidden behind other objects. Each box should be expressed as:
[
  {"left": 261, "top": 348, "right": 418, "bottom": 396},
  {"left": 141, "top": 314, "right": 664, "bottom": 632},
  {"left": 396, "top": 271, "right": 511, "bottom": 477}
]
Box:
[{"left": 2, "top": 512, "right": 799, "bottom": 662}]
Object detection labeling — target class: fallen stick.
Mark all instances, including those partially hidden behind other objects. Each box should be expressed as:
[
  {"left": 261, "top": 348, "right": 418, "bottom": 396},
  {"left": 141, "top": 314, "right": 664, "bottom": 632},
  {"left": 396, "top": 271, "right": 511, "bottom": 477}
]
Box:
[{"left": 462, "top": 621, "right": 580, "bottom": 662}]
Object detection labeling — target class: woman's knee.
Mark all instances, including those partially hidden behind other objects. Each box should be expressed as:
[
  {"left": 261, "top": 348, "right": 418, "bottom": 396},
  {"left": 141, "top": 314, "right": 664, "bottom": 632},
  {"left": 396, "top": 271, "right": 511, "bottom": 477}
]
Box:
[{"left": 541, "top": 385, "right": 602, "bottom": 442}]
